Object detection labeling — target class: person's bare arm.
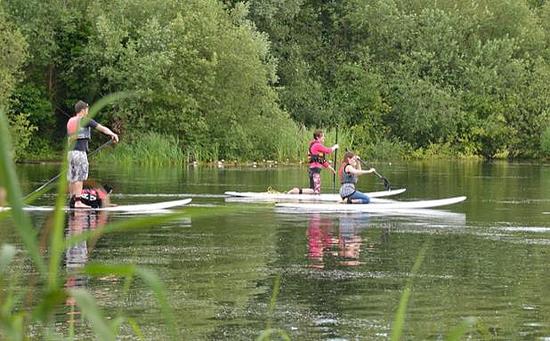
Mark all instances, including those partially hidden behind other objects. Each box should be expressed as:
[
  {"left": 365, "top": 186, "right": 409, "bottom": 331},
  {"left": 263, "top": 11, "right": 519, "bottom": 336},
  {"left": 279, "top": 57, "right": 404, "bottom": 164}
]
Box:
[
  {"left": 96, "top": 124, "right": 119, "bottom": 142},
  {"left": 347, "top": 165, "right": 375, "bottom": 176}
]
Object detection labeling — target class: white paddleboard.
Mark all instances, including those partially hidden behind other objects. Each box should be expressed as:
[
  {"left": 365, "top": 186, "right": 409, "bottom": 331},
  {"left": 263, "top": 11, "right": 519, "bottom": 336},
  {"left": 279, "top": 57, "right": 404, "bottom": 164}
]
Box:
[
  {"left": 276, "top": 196, "right": 466, "bottom": 212},
  {"left": 1, "top": 198, "right": 192, "bottom": 213},
  {"left": 224, "top": 188, "right": 406, "bottom": 202}
]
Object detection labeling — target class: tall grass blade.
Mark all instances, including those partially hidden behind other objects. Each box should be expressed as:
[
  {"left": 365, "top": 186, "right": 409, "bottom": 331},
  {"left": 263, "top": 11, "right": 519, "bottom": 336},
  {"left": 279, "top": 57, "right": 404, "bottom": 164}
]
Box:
[
  {"left": 64, "top": 206, "right": 243, "bottom": 249},
  {"left": 257, "top": 329, "right": 291, "bottom": 341},
  {"left": 135, "top": 268, "right": 177, "bottom": 339},
  {"left": 390, "top": 242, "right": 429, "bottom": 341},
  {"left": 127, "top": 317, "right": 146, "bottom": 341},
  {"left": 31, "top": 289, "right": 67, "bottom": 322},
  {"left": 0, "top": 109, "right": 47, "bottom": 275},
  {"left": 82, "top": 263, "right": 178, "bottom": 339},
  {"left": 69, "top": 288, "right": 116, "bottom": 341},
  {"left": 0, "top": 244, "right": 16, "bottom": 274},
  {"left": 446, "top": 317, "right": 476, "bottom": 340},
  {"left": 256, "top": 275, "right": 290, "bottom": 341}
]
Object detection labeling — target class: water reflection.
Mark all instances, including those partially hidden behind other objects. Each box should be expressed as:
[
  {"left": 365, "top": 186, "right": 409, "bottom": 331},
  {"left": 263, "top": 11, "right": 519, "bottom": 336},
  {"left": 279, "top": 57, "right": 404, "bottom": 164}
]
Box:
[
  {"left": 307, "top": 214, "right": 370, "bottom": 269},
  {"left": 64, "top": 210, "right": 107, "bottom": 315}
]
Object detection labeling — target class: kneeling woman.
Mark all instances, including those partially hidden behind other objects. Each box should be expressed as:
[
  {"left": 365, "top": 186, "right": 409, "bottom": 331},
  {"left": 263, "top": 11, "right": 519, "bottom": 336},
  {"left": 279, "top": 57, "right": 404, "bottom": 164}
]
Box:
[
  {"left": 69, "top": 183, "right": 115, "bottom": 208},
  {"left": 339, "top": 152, "right": 376, "bottom": 204}
]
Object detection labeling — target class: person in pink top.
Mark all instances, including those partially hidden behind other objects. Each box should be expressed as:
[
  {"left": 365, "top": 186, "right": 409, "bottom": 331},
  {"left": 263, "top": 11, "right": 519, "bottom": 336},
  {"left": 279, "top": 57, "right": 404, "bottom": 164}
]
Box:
[{"left": 288, "top": 129, "right": 339, "bottom": 194}]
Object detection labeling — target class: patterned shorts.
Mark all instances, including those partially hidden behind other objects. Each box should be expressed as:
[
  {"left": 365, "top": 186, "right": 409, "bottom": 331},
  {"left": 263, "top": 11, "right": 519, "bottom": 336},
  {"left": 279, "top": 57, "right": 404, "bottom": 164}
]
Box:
[
  {"left": 67, "top": 151, "right": 89, "bottom": 182},
  {"left": 309, "top": 168, "right": 321, "bottom": 194}
]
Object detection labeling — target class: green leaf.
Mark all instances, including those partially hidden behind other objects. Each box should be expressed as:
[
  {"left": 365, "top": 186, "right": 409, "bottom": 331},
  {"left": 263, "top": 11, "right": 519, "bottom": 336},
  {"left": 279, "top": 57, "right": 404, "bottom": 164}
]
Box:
[
  {"left": 390, "top": 242, "right": 430, "bottom": 341},
  {"left": 0, "top": 108, "right": 46, "bottom": 276},
  {"left": 31, "top": 289, "right": 67, "bottom": 322},
  {"left": 446, "top": 317, "right": 476, "bottom": 341},
  {"left": 0, "top": 244, "right": 16, "bottom": 274},
  {"left": 81, "top": 263, "right": 178, "bottom": 339},
  {"left": 69, "top": 288, "right": 116, "bottom": 341}
]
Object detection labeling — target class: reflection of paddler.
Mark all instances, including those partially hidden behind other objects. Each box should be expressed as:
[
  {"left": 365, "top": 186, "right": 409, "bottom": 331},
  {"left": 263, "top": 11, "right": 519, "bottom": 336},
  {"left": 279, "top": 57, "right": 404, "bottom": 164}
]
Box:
[
  {"left": 307, "top": 213, "right": 337, "bottom": 269},
  {"left": 337, "top": 215, "right": 365, "bottom": 266},
  {"left": 64, "top": 209, "right": 107, "bottom": 310}
]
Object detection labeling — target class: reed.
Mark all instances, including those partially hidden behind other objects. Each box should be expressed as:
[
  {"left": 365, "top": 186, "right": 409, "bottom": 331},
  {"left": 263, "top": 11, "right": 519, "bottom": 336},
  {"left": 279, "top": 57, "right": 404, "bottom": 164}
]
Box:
[
  {"left": 96, "top": 132, "right": 186, "bottom": 165},
  {"left": 0, "top": 98, "right": 239, "bottom": 339},
  {"left": 274, "top": 125, "right": 355, "bottom": 162},
  {"left": 390, "top": 242, "right": 475, "bottom": 340}
]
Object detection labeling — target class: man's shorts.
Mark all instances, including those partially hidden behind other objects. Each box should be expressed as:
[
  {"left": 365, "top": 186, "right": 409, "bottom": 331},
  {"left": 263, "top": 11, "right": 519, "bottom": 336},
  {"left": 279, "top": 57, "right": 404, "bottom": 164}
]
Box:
[{"left": 67, "top": 150, "right": 89, "bottom": 182}]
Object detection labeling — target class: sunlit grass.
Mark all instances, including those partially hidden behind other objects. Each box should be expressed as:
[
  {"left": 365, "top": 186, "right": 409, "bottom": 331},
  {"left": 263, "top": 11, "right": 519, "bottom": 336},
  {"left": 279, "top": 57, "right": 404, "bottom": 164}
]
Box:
[{"left": 96, "top": 132, "right": 186, "bottom": 165}]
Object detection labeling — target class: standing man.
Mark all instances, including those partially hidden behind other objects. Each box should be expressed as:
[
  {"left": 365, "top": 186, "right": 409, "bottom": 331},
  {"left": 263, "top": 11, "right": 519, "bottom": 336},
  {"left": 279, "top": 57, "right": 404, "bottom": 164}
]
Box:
[
  {"left": 288, "top": 130, "right": 338, "bottom": 194},
  {"left": 67, "top": 100, "right": 118, "bottom": 208}
]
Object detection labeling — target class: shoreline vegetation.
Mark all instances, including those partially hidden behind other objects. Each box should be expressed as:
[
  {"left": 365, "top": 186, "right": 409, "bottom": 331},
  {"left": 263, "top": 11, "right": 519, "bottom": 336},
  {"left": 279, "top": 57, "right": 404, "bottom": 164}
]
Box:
[
  {"left": 1, "top": 1, "right": 549, "bottom": 164},
  {"left": 20, "top": 128, "right": 501, "bottom": 166}
]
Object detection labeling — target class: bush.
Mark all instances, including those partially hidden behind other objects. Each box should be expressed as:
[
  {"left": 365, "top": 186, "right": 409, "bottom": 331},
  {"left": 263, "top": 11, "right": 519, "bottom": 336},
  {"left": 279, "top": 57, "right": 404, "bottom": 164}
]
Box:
[
  {"left": 7, "top": 112, "right": 37, "bottom": 161},
  {"left": 360, "top": 138, "right": 412, "bottom": 161},
  {"left": 541, "top": 126, "right": 550, "bottom": 157}
]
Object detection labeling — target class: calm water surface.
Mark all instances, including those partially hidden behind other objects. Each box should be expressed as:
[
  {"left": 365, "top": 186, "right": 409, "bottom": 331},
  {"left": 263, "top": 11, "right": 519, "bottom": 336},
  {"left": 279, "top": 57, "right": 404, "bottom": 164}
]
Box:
[{"left": 3, "top": 160, "right": 550, "bottom": 339}]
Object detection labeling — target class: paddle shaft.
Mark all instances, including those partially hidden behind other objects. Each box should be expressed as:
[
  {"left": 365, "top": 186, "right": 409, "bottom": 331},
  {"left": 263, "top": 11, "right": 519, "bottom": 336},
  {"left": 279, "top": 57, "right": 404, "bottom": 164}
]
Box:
[
  {"left": 24, "top": 139, "right": 113, "bottom": 201},
  {"left": 357, "top": 158, "right": 392, "bottom": 190}
]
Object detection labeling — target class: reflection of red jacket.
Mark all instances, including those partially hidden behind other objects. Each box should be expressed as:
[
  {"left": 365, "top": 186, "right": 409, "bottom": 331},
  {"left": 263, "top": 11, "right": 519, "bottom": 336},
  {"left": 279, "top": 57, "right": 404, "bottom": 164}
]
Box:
[{"left": 307, "top": 215, "right": 335, "bottom": 259}]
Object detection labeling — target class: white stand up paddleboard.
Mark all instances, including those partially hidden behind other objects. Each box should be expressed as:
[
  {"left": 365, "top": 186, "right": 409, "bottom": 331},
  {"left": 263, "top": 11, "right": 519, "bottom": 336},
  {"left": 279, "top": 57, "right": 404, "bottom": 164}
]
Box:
[
  {"left": 276, "top": 196, "right": 466, "bottom": 212},
  {"left": 225, "top": 188, "right": 406, "bottom": 202},
  {"left": 1, "top": 198, "right": 192, "bottom": 213}
]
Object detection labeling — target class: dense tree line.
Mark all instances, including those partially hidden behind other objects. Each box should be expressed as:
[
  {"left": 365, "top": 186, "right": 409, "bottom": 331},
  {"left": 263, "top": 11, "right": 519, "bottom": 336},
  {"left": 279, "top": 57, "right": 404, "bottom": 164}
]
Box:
[{"left": 1, "top": 0, "right": 550, "bottom": 161}]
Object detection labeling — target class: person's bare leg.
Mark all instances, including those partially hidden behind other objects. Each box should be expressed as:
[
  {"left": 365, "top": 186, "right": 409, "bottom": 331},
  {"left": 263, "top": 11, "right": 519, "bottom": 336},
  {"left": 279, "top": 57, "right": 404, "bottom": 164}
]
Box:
[
  {"left": 71, "top": 181, "right": 90, "bottom": 208},
  {"left": 287, "top": 187, "right": 316, "bottom": 194}
]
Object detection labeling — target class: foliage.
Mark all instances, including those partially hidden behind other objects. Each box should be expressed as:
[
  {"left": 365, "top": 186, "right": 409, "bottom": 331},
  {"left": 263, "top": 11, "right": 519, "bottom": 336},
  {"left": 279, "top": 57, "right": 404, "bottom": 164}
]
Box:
[
  {"left": 7, "top": 113, "right": 37, "bottom": 161},
  {"left": 78, "top": 0, "right": 289, "bottom": 160},
  {"left": 96, "top": 131, "right": 186, "bottom": 165},
  {"left": 0, "top": 5, "right": 27, "bottom": 108},
  {"left": 542, "top": 125, "right": 550, "bottom": 157},
  {"left": 3, "top": 0, "right": 550, "bottom": 160}
]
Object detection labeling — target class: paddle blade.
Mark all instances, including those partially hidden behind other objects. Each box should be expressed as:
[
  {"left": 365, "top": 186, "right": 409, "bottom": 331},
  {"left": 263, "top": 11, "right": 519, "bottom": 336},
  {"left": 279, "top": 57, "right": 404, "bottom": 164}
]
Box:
[{"left": 382, "top": 177, "right": 392, "bottom": 191}]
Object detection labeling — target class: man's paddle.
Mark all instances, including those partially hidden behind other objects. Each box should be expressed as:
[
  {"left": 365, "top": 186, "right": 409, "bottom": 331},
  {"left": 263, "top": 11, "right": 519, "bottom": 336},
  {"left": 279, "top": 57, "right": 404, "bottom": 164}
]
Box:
[
  {"left": 23, "top": 139, "right": 114, "bottom": 203},
  {"left": 357, "top": 158, "right": 392, "bottom": 190}
]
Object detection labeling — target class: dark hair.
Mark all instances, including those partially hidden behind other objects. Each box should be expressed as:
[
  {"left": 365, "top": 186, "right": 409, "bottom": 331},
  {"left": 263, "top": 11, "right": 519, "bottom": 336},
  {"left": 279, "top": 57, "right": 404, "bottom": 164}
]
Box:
[
  {"left": 313, "top": 130, "right": 323, "bottom": 140},
  {"left": 342, "top": 151, "right": 355, "bottom": 163},
  {"left": 102, "top": 184, "right": 113, "bottom": 194},
  {"left": 74, "top": 100, "right": 89, "bottom": 114}
]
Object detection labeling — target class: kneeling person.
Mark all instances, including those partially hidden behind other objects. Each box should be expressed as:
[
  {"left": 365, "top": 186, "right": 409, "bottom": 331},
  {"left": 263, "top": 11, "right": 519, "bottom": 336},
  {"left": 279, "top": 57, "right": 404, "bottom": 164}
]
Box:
[
  {"left": 70, "top": 184, "right": 114, "bottom": 208},
  {"left": 338, "top": 152, "right": 376, "bottom": 204}
]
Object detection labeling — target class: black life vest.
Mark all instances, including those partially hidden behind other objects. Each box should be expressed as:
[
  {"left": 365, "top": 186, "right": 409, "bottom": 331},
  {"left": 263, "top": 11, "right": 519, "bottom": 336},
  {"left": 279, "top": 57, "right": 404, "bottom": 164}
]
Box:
[
  {"left": 308, "top": 140, "right": 326, "bottom": 164},
  {"left": 79, "top": 188, "right": 104, "bottom": 208},
  {"left": 338, "top": 163, "right": 357, "bottom": 184}
]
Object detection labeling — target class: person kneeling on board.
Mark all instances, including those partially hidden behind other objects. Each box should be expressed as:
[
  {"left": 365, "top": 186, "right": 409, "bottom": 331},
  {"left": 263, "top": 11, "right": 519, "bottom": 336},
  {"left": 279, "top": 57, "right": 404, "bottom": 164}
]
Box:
[
  {"left": 69, "top": 184, "right": 114, "bottom": 209},
  {"left": 338, "top": 152, "right": 376, "bottom": 204}
]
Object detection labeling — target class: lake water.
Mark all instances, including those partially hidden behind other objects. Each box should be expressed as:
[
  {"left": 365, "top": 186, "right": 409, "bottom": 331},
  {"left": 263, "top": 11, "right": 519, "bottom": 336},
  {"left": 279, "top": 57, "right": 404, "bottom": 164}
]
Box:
[{"left": 3, "top": 160, "right": 550, "bottom": 339}]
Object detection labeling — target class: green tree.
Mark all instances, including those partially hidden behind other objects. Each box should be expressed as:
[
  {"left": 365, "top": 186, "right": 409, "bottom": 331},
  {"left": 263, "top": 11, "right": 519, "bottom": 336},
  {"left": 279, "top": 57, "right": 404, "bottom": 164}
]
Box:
[{"left": 0, "top": 5, "right": 35, "bottom": 160}]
